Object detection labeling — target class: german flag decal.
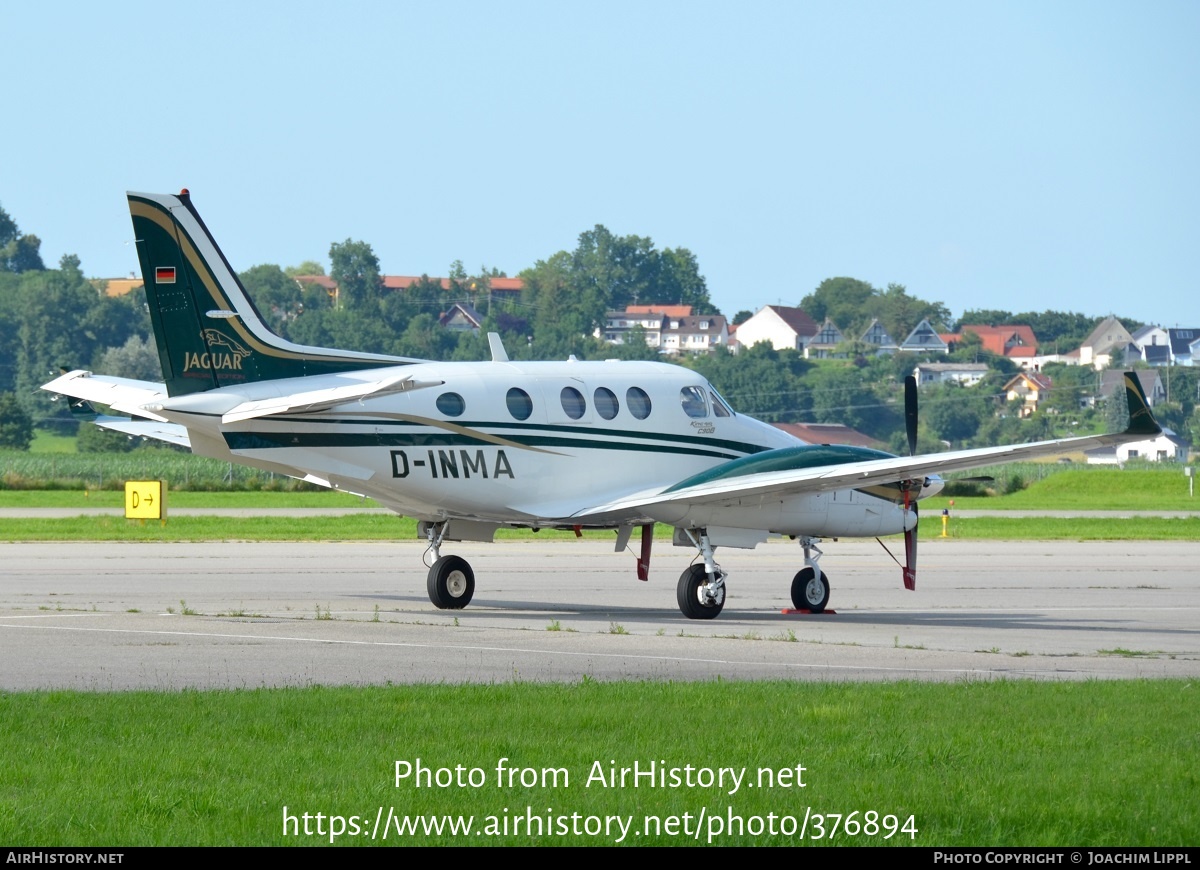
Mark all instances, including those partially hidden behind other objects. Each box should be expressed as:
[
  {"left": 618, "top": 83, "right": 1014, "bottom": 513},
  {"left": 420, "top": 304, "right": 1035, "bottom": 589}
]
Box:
[{"left": 155, "top": 266, "right": 176, "bottom": 284}]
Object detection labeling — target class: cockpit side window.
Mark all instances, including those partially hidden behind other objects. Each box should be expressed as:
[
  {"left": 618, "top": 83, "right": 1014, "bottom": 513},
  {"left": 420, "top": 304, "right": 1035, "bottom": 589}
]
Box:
[{"left": 680, "top": 385, "right": 708, "bottom": 419}]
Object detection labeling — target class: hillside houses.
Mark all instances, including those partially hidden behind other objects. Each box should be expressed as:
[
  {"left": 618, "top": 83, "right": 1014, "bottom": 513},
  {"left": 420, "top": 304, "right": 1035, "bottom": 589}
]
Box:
[{"left": 597, "top": 305, "right": 728, "bottom": 354}]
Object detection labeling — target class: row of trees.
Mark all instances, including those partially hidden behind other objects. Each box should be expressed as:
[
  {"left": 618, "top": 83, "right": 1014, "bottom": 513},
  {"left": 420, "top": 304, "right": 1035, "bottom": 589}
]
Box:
[
  {"left": 798, "top": 277, "right": 952, "bottom": 345},
  {"left": 796, "top": 277, "right": 1144, "bottom": 354},
  {"left": 1, "top": 198, "right": 1194, "bottom": 452},
  {"left": 238, "top": 224, "right": 714, "bottom": 363}
]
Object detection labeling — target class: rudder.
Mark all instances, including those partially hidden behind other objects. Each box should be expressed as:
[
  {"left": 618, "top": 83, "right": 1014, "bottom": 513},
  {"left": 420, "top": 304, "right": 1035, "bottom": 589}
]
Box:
[{"left": 128, "top": 190, "right": 415, "bottom": 397}]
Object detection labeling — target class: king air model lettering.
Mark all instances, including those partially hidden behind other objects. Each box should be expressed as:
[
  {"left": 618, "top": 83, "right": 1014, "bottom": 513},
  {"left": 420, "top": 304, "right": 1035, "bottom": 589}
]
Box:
[
  {"left": 41, "top": 190, "right": 1165, "bottom": 621},
  {"left": 390, "top": 449, "right": 515, "bottom": 480}
]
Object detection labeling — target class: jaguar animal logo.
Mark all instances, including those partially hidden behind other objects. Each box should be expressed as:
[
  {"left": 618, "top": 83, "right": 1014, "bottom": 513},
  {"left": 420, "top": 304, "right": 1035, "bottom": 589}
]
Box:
[{"left": 183, "top": 329, "right": 252, "bottom": 372}]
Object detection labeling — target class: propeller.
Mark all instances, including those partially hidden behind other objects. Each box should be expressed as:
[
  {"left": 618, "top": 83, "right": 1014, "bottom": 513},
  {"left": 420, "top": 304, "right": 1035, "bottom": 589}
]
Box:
[
  {"left": 902, "top": 376, "right": 919, "bottom": 591},
  {"left": 905, "top": 375, "right": 918, "bottom": 457}
]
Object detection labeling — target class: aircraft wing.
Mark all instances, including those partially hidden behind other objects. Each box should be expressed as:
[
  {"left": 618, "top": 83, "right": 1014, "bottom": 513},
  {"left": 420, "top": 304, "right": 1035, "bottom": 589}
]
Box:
[
  {"left": 42, "top": 371, "right": 170, "bottom": 422},
  {"left": 576, "top": 373, "right": 1161, "bottom": 519}
]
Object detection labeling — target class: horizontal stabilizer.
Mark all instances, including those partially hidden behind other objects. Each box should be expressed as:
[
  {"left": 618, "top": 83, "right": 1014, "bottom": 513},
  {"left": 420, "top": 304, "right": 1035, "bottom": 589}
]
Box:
[
  {"left": 220, "top": 375, "right": 444, "bottom": 424},
  {"left": 94, "top": 416, "right": 191, "bottom": 448},
  {"left": 42, "top": 371, "right": 170, "bottom": 422}
]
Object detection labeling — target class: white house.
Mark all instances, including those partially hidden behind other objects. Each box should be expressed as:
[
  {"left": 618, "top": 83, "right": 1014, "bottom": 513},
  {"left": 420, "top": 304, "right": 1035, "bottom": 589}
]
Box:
[
  {"left": 1079, "top": 317, "right": 1133, "bottom": 370},
  {"left": 804, "top": 318, "right": 846, "bottom": 359},
  {"left": 733, "top": 305, "right": 819, "bottom": 352},
  {"left": 597, "top": 305, "right": 727, "bottom": 354},
  {"left": 1085, "top": 428, "right": 1189, "bottom": 464},
  {"left": 912, "top": 363, "right": 989, "bottom": 387},
  {"left": 1167, "top": 328, "right": 1200, "bottom": 366},
  {"left": 899, "top": 319, "right": 949, "bottom": 354}
]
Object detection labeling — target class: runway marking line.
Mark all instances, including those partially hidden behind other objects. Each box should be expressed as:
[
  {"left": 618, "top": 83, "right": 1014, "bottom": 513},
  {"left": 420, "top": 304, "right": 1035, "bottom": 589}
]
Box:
[{"left": 0, "top": 621, "right": 1006, "bottom": 677}]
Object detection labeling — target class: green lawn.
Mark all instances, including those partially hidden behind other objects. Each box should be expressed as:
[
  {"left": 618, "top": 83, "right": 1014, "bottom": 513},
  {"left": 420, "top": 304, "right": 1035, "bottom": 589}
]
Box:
[
  {"left": 931, "top": 468, "right": 1198, "bottom": 511},
  {"left": 27, "top": 430, "right": 78, "bottom": 453},
  {"left": 1, "top": 681, "right": 1194, "bottom": 846},
  {"left": 0, "top": 489, "right": 378, "bottom": 509}
]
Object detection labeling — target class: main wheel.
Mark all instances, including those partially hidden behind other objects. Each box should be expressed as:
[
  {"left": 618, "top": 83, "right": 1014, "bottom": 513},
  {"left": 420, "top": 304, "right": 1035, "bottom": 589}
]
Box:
[
  {"left": 677, "top": 563, "right": 725, "bottom": 620},
  {"left": 427, "top": 555, "right": 475, "bottom": 609},
  {"left": 791, "top": 567, "right": 829, "bottom": 613}
]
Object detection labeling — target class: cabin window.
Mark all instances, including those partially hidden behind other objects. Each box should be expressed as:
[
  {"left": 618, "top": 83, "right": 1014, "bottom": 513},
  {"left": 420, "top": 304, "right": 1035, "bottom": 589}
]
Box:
[
  {"left": 436, "top": 392, "right": 465, "bottom": 417},
  {"left": 626, "top": 386, "right": 652, "bottom": 420},
  {"left": 506, "top": 387, "right": 533, "bottom": 421},
  {"left": 680, "top": 386, "right": 708, "bottom": 418},
  {"left": 594, "top": 387, "right": 619, "bottom": 420},
  {"left": 560, "top": 386, "right": 586, "bottom": 420}
]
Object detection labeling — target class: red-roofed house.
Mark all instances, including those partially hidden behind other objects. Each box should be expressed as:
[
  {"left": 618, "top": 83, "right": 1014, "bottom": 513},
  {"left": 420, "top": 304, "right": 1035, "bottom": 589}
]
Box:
[
  {"left": 293, "top": 274, "right": 524, "bottom": 302},
  {"left": 625, "top": 304, "right": 694, "bottom": 319},
  {"left": 958, "top": 325, "right": 1039, "bottom": 360}
]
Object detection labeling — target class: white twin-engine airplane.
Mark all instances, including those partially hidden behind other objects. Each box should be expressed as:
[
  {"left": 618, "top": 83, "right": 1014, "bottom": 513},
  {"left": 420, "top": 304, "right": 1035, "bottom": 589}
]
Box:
[{"left": 44, "top": 191, "right": 1161, "bottom": 619}]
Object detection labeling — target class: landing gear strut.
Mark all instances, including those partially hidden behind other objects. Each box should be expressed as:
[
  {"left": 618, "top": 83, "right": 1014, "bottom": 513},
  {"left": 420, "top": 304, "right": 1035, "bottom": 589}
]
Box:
[
  {"left": 790, "top": 536, "right": 830, "bottom": 612},
  {"left": 677, "top": 529, "right": 726, "bottom": 619},
  {"left": 423, "top": 521, "right": 475, "bottom": 610}
]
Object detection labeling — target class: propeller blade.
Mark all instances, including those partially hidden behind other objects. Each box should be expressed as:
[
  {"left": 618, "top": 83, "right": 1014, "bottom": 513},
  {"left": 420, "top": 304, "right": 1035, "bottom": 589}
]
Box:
[
  {"left": 904, "top": 375, "right": 918, "bottom": 457},
  {"left": 903, "top": 502, "right": 918, "bottom": 591}
]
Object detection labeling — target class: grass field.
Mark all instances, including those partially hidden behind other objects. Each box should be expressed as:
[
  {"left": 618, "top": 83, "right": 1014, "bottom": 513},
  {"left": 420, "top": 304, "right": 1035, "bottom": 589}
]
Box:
[
  {"left": 2, "top": 471, "right": 1195, "bottom": 849},
  {"left": 0, "top": 469, "right": 1198, "bottom": 541},
  {"left": 0, "top": 681, "right": 1195, "bottom": 847},
  {"left": 0, "top": 489, "right": 375, "bottom": 509},
  {"left": 931, "top": 468, "right": 1199, "bottom": 511},
  {"left": 3, "top": 466, "right": 1196, "bottom": 509},
  {"left": 0, "top": 514, "right": 1197, "bottom": 542}
]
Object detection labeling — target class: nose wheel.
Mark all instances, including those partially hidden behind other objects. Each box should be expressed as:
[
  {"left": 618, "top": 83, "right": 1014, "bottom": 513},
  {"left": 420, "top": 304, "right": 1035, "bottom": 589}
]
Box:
[
  {"left": 677, "top": 563, "right": 726, "bottom": 620},
  {"left": 791, "top": 567, "right": 829, "bottom": 613}
]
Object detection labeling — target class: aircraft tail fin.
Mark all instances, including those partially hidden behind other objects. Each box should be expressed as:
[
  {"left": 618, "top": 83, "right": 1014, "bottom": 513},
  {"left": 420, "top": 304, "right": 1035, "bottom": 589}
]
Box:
[
  {"left": 127, "top": 190, "right": 419, "bottom": 397},
  {"left": 1121, "top": 372, "right": 1160, "bottom": 437}
]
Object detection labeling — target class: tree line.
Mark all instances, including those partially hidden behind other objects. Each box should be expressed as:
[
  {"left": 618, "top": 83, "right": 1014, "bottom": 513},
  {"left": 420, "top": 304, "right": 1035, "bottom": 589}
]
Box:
[{"left": 1, "top": 199, "right": 1193, "bottom": 452}]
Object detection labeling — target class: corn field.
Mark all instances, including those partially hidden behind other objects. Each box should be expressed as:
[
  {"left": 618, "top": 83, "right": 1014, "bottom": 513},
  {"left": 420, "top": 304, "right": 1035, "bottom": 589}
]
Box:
[{"left": 0, "top": 450, "right": 318, "bottom": 491}]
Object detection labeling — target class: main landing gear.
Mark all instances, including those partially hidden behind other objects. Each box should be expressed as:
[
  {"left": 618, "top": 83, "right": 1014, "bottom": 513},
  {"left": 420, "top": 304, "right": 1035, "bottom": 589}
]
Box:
[
  {"left": 675, "top": 530, "right": 832, "bottom": 619},
  {"left": 419, "top": 521, "right": 833, "bottom": 619},
  {"left": 424, "top": 522, "right": 475, "bottom": 610}
]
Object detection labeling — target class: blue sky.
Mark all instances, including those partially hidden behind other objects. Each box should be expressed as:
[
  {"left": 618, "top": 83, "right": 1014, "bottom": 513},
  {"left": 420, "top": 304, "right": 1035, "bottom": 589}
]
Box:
[{"left": 4, "top": 1, "right": 1197, "bottom": 329}]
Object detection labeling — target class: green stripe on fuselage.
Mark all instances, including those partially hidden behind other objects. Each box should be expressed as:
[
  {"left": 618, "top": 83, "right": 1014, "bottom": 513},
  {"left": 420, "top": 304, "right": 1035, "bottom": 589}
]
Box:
[
  {"left": 223, "top": 429, "right": 748, "bottom": 461},
  {"left": 266, "top": 415, "right": 772, "bottom": 457}
]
